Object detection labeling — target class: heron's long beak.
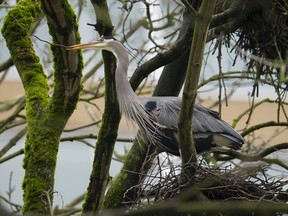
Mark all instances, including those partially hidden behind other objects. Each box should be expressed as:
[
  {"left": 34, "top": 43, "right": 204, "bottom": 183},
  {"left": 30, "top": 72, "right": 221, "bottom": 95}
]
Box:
[{"left": 66, "top": 41, "right": 107, "bottom": 50}]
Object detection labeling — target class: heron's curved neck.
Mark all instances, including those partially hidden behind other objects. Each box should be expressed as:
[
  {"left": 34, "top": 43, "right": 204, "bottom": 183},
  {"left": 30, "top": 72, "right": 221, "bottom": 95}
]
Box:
[
  {"left": 111, "top": 44, "right": 138, "bottom": 113},
  {"left": 111, "top": 42, "right": 155, "bottom": 142}
]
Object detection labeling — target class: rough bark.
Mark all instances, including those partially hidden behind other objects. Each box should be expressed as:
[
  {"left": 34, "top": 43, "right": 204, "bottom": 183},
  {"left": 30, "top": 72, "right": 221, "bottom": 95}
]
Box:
[
  {"left": 178, "top": 0, "right": 217, "bottom": 181},
  {"left": 40, "top": 0, "right": 83, "bottom": 114},
  {"left": 103, "top": 9, "right": 196, "bottom": 210},
  {"left": 81, "top": 0, "right": 121, "bottom": 213},
  {"left": 1, "top": 0, "right": 82, "bottom": 214},
  {"left": 104, "top": 139, "right": 156, "bottom": 209}
]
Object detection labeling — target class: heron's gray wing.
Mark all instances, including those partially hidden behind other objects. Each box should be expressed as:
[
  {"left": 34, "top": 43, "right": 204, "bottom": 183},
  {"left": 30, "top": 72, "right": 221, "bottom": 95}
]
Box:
[
  {"left": 143, "top": 97, "right": 181, "bottom": 129},
  {"left": 142, "top": 97, "right": 181, "bottom": 155},
  {"left": 143, "top": 97, "right": 244, "bottom": 148},
  {"left": 143, "top": 97, "right": 223, "bottom": 132},
  {"left": 193, "top": 104, "right": 244, "bottom": 143}
]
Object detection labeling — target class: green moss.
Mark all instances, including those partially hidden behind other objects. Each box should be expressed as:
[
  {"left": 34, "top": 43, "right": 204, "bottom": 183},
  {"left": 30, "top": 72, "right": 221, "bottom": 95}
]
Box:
[
  {"left": 1, "top": 1, "right": 42, "bottom": 56},
  {"left": 1, "top": 0, "right": 82, "bottom": 214},
  {"left": 21, "top": 120, "right": 63, "bottom": 214},
  {"left": 103, "top": 139, "right": 155, "bottom": 209},
  {"left": 1, "top": 1, "right": 49, "bottom": 112},
  {"left": 103, "top": 172, "right": 129, "bottom": 208},
  {"left": 40, "top": 0, "right": 83, "bottom": 117},
  {"left": 2, "top": 0, "right": 85, "bottom": 214},
  {"left": 22, "top": 177, "right": 51, "bottom": 214}
]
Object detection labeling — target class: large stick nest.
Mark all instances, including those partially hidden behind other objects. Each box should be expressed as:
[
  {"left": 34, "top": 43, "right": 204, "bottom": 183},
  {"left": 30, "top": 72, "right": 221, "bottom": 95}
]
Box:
[
  {"left": 235, "top": 0, "right": 288, "bottom": 61},
  {"left": 124, "top": 158, "right": 288, "bottom": 207}
]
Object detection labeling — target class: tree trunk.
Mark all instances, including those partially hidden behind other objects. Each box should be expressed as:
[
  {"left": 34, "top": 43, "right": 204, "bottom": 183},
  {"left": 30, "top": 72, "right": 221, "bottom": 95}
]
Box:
[
  {"left": 81, "top": 0, "right": 121, "bottom": 213},
  {"left": 1, "top": 0, "right": 82, "bottom": 214}
]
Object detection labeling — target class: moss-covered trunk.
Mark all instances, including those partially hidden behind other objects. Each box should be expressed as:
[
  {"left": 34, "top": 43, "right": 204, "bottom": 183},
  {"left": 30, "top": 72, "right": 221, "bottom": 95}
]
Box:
[
  {"left": 104, "top": 139, "right": 156, "bottom": 208},
  {"left": 81, "top": 0, "right": 121, "bottom": 213},
  {"left": 22, "top": 116, "right": 67, "bottom": 214},
  {"left": 1, "top": 0, "right": 82, "bottom": 214},
  {"left": 82, "top": 50, "right": 121, "bottom": 213}
]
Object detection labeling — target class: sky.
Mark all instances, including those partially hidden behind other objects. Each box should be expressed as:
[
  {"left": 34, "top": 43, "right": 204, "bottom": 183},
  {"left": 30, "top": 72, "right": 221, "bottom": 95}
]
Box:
[{"left": 0, "top": 0, "right": 286, "bottom": 105}]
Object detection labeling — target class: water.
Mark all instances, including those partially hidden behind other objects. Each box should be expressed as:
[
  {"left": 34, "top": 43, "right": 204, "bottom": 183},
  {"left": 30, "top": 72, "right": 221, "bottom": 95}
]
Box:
[
  {"left": 1, "top": 129, "right": 288, "bottom": 211},
  {"left": 0, "top": 129, "right": 131, "bottom": 209}
]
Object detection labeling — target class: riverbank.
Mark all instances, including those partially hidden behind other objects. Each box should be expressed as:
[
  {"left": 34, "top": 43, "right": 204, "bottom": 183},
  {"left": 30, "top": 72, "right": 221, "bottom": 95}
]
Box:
[{"left": 1, "top": 81, "right": 287, "bottom": 146}]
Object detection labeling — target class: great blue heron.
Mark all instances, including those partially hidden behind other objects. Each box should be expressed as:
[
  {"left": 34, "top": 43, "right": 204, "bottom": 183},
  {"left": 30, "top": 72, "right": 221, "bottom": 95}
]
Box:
[{"left": 67, "top": 37, "right": 244, "bottom": 156}]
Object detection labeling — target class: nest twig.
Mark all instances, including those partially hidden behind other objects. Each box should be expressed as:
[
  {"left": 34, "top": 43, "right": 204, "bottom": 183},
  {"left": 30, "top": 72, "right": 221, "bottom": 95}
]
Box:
[
  {"left": 235, "top": 0, "right": 288, "bottom": 60},
  {"left": 124, "top": 157, "right": 288, "bottom": 208}
]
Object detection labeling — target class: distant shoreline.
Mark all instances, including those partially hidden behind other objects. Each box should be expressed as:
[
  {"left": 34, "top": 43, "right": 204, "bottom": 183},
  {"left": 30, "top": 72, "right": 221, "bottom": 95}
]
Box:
[{"left": 1, "top": 81, "right": 286, "bottom": 146}]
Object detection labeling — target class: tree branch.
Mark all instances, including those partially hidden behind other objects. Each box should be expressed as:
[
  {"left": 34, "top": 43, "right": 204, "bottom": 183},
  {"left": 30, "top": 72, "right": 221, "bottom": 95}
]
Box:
[
  {"left": 212, "top": 142, "right": 288, "bottom": 170},
  {"left": 178, "top": 0, "right": 217, "bottom": 182},
  {"left": 129, "top": 0, "right": 263, "bottom": 90},
  {"left": 40, "top": 0, "right": 83, "bottom": 114},
  {"left": 0, "top": 58, "right": 13, "bottom": 73},
  {"left": 0, "top": 127, "right": 27, "bottom": 158},
  {"left": 241, "top": 121, "right": 288, "bottom": 137}
]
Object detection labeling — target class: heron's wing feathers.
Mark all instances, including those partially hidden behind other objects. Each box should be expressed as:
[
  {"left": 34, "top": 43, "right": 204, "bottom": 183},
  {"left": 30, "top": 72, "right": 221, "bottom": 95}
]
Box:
[
  {"left": 143, "top": 97, "right": 181, "bottom": 129},
  {"left": 143, "top": 97, "right": 244, "bottom": 146},
  {"left": 193, "top": 104, "right": 244, "bottom": 143}
]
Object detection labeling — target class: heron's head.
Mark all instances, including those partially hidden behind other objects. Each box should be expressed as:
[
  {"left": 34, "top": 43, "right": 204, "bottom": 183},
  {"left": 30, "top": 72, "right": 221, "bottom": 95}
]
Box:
[
  {"left": 67, "top": 37, "right": 119, "bottom": 53},
  {"left": 67, "top": 37, "right": 129, "bottom": 68}
]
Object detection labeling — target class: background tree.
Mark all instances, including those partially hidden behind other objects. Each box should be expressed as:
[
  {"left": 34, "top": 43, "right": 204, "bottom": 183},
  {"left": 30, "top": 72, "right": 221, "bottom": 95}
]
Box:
[{"left": 0, "top": 0, "right": 287, "bottom": 215}]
